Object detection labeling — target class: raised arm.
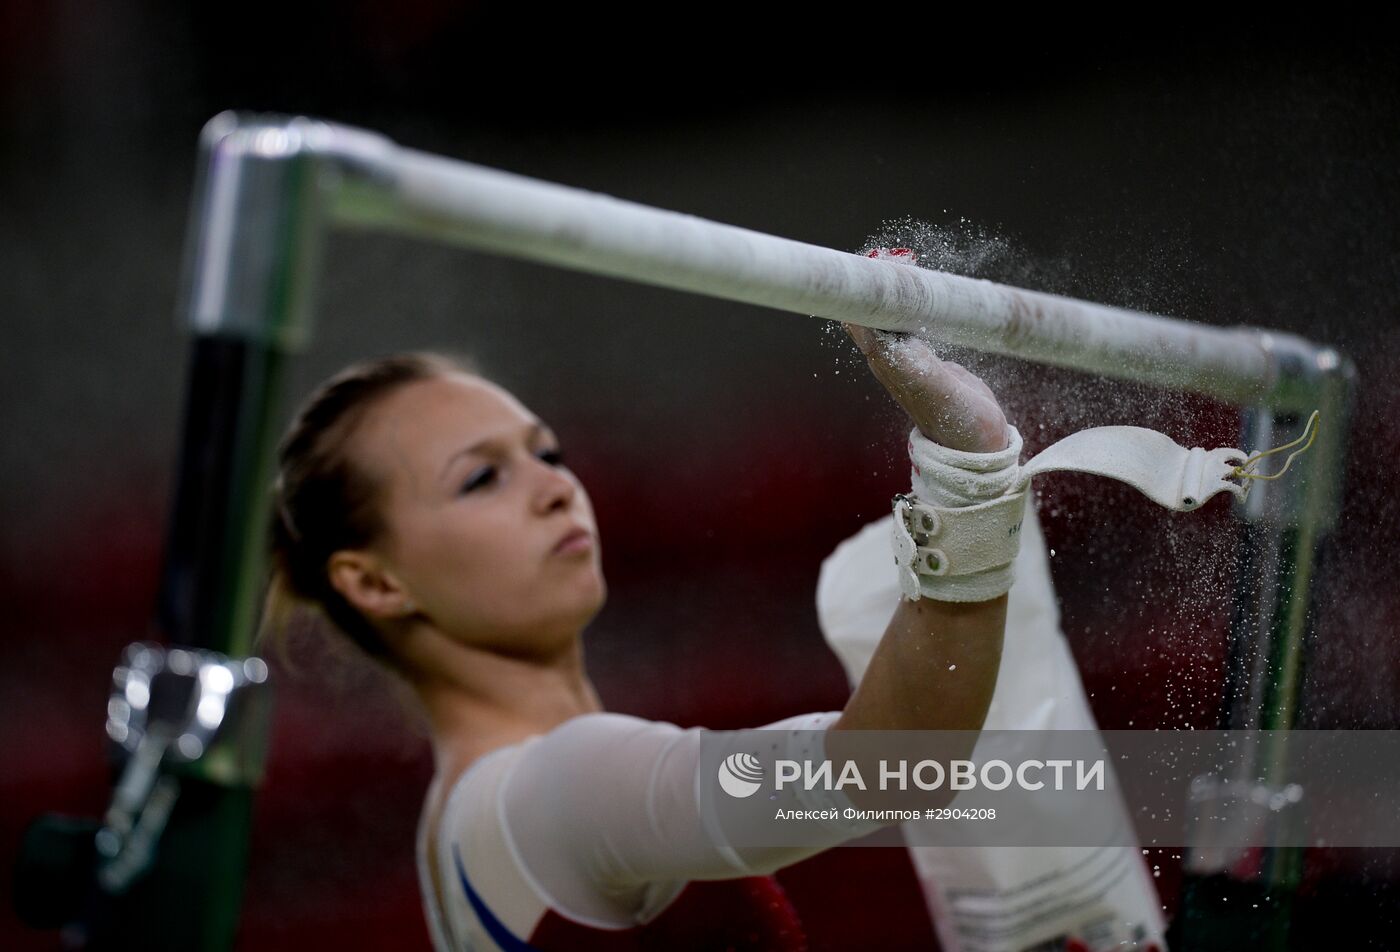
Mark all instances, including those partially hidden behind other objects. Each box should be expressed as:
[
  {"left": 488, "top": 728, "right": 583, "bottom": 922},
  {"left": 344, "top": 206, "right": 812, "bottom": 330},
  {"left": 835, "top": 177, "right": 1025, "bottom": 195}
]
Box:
[{"left": 827, "top": 323, "right": 1017, "bottom": 804}]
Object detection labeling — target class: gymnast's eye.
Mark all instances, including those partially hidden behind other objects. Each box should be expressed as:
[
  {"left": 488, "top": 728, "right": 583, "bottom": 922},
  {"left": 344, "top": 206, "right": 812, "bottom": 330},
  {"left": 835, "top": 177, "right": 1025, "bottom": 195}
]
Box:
[
  {"left": 460, "top": 466, "right": 496, "bottom": 494},
  {"left": 459, "top": 449, "right": 564, "bottom": 494}
]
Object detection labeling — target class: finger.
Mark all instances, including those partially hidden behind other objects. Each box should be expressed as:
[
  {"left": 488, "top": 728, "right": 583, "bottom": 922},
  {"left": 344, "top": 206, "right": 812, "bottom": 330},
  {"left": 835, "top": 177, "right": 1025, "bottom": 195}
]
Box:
[
  {"left": 841, "top": 321, "right": 874, "bottom": 352},
  {"left": 942, "top": 361, "right": 981, "bottom": 386},
  {"left": 874, "top": 353, "right": 967, "bottom": 410},
  {"left": 876, "top": 338, "right": 960, "bottom": 393},
  {"left": 942, "top": 361, "right": 999, "bottom": 402},
  {"left": 867, "top": 330, "right": 938, "bottom": 375}
]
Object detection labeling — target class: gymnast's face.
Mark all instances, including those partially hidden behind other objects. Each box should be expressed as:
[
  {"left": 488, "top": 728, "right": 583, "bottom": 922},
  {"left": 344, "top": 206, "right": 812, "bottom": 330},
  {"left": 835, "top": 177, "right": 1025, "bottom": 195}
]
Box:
[{"left": 338, "top": 372, "right": 606, "bottom": 654}]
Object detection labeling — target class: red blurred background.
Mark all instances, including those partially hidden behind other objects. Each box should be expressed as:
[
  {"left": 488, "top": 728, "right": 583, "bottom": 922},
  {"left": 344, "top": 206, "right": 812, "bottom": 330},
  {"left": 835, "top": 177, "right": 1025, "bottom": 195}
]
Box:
[{"left": 3, "top": 10, "right": 1398, "bottom": 949}]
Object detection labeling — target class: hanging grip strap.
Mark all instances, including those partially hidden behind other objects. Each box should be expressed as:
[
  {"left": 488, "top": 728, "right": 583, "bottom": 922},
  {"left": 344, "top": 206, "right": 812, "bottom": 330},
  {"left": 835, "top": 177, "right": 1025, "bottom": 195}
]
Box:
[
  {"left": 1017, "top": 425, "right": 1250, "bottom": 511},
  {"left": 892, "top": 411, "right": 1319, "bottom": 602}
]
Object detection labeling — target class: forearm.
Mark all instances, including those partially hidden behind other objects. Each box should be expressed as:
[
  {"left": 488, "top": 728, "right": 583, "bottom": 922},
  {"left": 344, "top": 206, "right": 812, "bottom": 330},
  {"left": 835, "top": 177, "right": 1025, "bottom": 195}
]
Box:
[
  {"left": 832, "top": 593, "right": 1006, "bottom": 733},
  {"left": 825, "top": 592, "right": 1006, "bottom": 813},
  {"left": 828, "top": 319, "right": 1015, "bottom": 808}
]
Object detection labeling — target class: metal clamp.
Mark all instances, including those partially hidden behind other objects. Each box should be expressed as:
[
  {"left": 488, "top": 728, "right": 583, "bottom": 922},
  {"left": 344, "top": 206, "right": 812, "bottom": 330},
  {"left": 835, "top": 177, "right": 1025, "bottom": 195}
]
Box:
[{"left": 96, "top": 642, "right": 271, "bottom": 894}]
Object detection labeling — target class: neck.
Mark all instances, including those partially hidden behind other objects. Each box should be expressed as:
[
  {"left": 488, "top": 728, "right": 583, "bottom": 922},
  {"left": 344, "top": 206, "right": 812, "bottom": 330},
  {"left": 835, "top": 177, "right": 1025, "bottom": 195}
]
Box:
[{"left": 405, "top": 627, "right": 604, "bottom": 778}]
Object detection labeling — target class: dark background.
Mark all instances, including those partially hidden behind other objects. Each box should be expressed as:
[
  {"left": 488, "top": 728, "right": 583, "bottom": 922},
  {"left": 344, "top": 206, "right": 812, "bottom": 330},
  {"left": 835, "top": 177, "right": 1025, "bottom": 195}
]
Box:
[{"left": 3, "top": 8, "right": 1398, "bottom": 949}]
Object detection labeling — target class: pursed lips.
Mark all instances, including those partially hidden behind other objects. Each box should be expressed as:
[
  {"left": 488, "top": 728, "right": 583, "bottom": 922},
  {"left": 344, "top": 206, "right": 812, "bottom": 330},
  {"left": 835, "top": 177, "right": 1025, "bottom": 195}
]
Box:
[{"left": 552, "top": 527, "right": 593, "bottom": 554}]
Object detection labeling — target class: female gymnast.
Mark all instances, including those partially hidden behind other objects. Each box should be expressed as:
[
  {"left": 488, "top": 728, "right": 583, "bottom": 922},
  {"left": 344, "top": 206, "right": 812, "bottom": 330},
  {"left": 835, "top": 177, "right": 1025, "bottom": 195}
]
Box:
[{"left": 258, "top": 320, "right": 1024, "bottom": 950}]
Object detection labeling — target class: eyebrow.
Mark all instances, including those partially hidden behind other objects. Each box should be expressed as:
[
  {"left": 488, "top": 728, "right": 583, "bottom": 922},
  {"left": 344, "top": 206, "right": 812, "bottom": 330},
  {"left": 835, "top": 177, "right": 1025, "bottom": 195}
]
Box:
[{"left": 439, "top": 421, "right": 551, "bottom": 481}]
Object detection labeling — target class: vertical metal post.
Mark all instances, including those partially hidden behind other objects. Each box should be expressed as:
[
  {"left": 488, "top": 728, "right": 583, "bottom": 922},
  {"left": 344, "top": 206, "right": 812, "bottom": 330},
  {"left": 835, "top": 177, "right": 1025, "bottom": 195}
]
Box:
[
  {"left": 88, "top": 114, "right": 329, "bottom": 949},
  {"left": 1174, "top": 338, "right": 1357, "bottom": 950}
]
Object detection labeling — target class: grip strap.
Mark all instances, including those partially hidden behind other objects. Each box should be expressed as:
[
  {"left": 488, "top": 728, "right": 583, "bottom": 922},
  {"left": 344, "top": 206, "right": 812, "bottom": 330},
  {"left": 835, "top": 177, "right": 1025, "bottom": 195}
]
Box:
[{"left": 892, "top": 412, "right": 1319, "bottom": 602}]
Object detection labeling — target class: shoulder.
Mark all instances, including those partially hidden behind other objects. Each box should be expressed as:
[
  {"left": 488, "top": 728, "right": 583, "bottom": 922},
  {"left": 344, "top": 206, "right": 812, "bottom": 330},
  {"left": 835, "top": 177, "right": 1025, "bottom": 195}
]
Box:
[
  {"left": 537, "top": 710, "right": 687, "bottom": 746},
  {"left": 434, "top": 712, "right": 690, "bottom": 853},
  {"left": 440, "top": 713, "right": 686, "bottom": 812},
  {"left": 431, "top": 713, "right": 692, "bottom": 937}
]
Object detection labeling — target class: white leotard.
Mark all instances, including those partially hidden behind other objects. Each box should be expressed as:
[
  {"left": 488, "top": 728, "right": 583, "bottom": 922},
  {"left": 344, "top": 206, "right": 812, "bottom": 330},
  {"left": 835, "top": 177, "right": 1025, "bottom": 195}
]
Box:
[{"left": 416, "top": 709, "right": 880, "bottom": 951}]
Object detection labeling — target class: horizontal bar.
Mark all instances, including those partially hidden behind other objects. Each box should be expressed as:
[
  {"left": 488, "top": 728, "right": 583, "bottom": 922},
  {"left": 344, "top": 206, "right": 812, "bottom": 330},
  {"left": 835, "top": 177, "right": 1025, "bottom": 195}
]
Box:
[
  {"left": 200, "top": 114, "right": 1349, "bottom": 408},
  {"left": 328, "top": 130, "right": 1284, "bottom": 404}
]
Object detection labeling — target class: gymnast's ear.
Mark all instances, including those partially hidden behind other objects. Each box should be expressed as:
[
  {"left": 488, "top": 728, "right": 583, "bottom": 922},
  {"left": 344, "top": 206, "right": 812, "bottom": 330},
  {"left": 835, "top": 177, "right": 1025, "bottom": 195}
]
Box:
[{"left": 326, "top": 548, "right": 416, "bottom": 621}]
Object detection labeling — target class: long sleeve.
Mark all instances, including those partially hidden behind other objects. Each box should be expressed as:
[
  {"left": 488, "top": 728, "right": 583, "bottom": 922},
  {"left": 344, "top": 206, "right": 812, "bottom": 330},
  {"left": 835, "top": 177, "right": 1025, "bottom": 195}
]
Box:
[{"left": 434, "top": 710, "right": 884, "bottom": 938}]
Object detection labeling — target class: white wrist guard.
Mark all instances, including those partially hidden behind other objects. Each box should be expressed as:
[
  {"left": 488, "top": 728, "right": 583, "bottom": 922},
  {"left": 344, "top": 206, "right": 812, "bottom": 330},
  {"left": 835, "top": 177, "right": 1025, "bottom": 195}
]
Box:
[
  {"left": 893, "top": 421, "right": 1264, "bottom": 603},
  {"left": 893, "top": 424, "right": 1029, "bottom": 602}
]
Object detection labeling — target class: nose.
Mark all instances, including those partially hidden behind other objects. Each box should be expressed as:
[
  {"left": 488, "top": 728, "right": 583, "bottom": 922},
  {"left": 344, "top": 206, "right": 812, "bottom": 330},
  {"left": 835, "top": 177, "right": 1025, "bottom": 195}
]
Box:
[{"left": 530, "top": 453, "right": 577, "bottom": 514}]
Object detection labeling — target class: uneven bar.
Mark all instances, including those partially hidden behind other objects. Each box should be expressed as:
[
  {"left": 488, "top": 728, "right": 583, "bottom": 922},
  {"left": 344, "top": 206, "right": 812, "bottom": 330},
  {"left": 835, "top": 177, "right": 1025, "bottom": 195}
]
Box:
[{"left": 323, "top": 129, "right": 1277, "bottom": 404}]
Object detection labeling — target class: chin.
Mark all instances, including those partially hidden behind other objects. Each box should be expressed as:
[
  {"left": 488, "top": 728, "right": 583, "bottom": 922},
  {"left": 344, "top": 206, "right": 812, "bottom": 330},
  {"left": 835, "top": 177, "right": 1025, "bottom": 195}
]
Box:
[
  {"left": 581, "top": 573, "right": 608, "bottom": 616},
  {"left": 557, "top": 567, "right": 606, "bottom": 613},
  {"left": 541, "top": 565, "right": 606, "bottom": 633}
]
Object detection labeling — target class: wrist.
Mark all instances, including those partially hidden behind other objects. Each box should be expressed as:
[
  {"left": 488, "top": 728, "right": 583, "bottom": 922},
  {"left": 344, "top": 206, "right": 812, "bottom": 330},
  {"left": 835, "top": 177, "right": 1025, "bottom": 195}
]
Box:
[
  {"left": 913, "top": 420, "right": 1011, "bottom": 455},
  {"left": 908, "top": 423, "right": 1023, "bottom": 509},
  {"left": 892, "top": 423, "right": 1027, "bottom": 603}
]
